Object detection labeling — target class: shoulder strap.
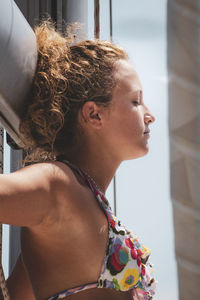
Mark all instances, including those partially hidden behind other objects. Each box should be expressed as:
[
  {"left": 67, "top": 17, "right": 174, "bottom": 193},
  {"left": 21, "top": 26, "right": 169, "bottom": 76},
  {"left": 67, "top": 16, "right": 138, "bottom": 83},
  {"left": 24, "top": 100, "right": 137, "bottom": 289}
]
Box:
[
  {"left": 57, "top": 159, "right": 109, "bottom": 204},
  {"left": 58, "top": 159, "right": 99, "bottom": 194}
]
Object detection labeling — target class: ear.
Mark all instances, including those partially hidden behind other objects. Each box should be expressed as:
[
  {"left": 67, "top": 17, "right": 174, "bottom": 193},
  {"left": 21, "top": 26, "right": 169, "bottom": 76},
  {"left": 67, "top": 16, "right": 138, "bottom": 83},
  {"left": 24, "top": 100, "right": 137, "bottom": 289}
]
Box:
[{"left": 79, "top": 101, "right": 103, "bottom": 129}]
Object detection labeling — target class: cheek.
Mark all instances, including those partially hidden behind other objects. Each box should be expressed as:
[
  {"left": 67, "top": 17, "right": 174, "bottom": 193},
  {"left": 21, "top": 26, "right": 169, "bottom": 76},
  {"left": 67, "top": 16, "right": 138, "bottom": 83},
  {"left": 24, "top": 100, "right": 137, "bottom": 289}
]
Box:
[
  {"left": 125, "top": 111, "right": 143, "bottom": 133},
  {"left": 106, "top": 105, "right": 143, "bottom": 137},
  {"left": 133, "top": 110, "right": 144, "bottom": 128}
]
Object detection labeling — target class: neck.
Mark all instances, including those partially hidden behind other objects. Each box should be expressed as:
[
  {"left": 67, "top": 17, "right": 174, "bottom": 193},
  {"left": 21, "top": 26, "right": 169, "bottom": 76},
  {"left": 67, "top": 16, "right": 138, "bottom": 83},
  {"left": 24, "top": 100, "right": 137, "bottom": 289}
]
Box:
[{"left": 60, "top": 141, "right": 121, "bottom": 194}]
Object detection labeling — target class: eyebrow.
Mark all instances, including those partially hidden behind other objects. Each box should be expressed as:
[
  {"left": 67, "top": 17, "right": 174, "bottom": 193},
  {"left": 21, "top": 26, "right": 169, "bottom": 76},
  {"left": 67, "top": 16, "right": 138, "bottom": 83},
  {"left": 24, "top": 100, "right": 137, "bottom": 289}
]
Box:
[{"left": 132, "top": 90, "right": 143, "bottom": 100}]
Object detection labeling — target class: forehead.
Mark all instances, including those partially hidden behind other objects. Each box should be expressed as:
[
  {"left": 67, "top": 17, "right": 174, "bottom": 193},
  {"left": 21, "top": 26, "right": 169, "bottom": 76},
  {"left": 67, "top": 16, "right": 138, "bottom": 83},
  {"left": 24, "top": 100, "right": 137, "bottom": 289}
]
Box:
[{"left": 112, "top": 59, "right": 142, "bottom": 96}]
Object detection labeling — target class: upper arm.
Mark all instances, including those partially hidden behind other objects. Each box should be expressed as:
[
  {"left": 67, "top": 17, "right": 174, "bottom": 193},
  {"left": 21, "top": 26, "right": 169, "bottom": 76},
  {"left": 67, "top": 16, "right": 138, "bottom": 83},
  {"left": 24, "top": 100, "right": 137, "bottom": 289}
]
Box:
[{"left": 0, "top": 163, "right": 56, "bottom": 227}]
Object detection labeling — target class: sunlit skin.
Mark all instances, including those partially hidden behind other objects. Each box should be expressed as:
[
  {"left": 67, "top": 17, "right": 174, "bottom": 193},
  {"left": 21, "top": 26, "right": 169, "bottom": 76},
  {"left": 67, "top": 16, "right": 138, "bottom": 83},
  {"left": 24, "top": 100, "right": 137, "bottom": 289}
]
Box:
[
  {"left": 0, "top": 59, "right": 155, "bottom": 300},
  {"left": 64, "top": 59, "right": 155, "bottom": 193},
  {"left": 98, "top": 59, "right": 154, "bottom": 162}
]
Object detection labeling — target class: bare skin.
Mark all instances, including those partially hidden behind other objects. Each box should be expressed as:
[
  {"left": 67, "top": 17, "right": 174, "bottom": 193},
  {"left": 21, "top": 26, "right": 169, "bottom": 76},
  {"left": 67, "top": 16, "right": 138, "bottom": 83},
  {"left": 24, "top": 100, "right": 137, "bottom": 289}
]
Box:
[{"left": 1, "top": 60, "right": 155, "bottom": 300}]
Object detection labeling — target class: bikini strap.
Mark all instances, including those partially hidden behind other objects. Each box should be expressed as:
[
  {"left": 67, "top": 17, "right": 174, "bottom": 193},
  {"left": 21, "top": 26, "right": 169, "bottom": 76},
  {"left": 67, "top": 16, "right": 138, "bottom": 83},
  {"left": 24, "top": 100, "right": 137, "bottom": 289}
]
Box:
[
  {"left": 57, "top": 158, "right": 109, "bottom": 207},
  {"left": 46, "top": 282, "right": 98, "bottom": 300},
  {"left": 57, "top": 158, "right": 100, "bottom": 193}
]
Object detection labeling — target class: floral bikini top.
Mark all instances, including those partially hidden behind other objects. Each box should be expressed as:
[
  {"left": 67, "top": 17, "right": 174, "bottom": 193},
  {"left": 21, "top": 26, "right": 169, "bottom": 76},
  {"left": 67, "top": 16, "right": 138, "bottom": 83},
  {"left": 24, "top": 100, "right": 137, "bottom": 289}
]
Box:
[{"left": 47, "top": 159, "right": 156, "bottom": 300}]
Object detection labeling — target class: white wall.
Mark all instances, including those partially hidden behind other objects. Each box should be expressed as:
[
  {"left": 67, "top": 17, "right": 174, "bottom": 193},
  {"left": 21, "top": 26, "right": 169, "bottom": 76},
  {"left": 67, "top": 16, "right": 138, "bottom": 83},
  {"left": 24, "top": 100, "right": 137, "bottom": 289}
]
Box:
[{"left": 88, "top": 1, "right": 179, "bottom": 299}]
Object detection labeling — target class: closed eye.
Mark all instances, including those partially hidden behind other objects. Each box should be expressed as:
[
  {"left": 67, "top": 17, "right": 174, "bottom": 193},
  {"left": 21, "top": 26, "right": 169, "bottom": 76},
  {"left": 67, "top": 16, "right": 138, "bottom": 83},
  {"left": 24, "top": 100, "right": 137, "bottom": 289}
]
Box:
[{"left": 132, "top": 100, "right": 140, "bottom": 106}]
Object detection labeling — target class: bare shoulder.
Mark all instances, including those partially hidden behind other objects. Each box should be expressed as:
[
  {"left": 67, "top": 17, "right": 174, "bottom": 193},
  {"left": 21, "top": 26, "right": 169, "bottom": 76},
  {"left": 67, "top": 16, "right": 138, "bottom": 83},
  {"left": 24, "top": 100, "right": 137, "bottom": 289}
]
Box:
[
  {"left": 46, "top": 160, "right": 86, "bottom": 204},
  {"left": 16, "top": 161, "right": 81, "bottom": 201},
  {"left": 9, "top": 160, "right": 74, "bottom": 188},
  {"left": 0, "top": 161, "right": 79, "bottom": 227},
  {"left": 22, "top": 160, "right": 85, "bottom": 204},
  {"left": 34, "top": 160, "right": 81, "bottom": 190}
]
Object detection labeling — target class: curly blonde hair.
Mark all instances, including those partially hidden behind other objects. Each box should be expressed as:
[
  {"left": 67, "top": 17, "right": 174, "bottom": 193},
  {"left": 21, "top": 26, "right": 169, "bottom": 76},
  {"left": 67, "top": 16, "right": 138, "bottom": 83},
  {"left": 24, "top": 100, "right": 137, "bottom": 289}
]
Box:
[{"left": 19, "top": 21, "right": 128, "bottom": 161}]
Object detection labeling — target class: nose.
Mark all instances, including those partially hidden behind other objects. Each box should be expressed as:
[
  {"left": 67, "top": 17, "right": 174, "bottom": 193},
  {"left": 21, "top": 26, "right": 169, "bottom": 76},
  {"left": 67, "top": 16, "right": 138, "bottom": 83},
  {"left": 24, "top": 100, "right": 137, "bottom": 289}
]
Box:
[{"left": 144, "top": 111, "right": 155, "bottom": 124}]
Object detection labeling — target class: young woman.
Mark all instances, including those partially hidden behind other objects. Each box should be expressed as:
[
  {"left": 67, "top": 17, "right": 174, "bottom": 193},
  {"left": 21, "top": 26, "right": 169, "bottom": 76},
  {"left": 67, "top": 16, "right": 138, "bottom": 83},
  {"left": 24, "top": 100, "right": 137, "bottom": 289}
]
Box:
[{"left": 1, "top": 22, "right": 156, "bottom": 300}]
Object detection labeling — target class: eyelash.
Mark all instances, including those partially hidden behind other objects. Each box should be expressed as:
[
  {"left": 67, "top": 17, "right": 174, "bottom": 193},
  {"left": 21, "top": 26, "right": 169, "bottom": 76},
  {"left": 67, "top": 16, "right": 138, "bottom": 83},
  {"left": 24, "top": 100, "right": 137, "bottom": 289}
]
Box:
[{"left": 132, "top": 100, "right": 140, "bottom": 106}]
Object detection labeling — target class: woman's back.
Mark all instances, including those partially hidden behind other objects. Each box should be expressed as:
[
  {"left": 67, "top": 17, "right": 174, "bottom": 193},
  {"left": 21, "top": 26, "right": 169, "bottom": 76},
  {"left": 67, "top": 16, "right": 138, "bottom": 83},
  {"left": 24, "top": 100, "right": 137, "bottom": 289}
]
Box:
[
  {"left": 20, "top": 161, "right": 109, "bottom": 299},
  {"left": 16, "top": 159, "right": 155, "bottom": 300}
]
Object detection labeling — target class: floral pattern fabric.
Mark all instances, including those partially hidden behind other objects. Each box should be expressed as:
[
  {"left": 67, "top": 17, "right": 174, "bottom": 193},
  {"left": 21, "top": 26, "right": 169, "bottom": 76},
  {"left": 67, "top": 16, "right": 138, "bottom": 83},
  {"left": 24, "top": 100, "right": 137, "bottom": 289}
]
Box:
[
  {"left": 47, "top": 160, "right": 156, "bottom": 300},
  {"left": 94, "top": 191, "right": 156, "bottom": 299}
]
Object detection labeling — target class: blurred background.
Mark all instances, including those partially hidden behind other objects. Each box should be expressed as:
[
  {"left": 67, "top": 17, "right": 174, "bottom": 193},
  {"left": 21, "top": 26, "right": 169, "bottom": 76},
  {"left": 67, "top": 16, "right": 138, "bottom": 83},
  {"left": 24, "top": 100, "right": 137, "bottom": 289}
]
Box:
[{"left": 89, "top": 1, "right": 179, "bottom": 299}]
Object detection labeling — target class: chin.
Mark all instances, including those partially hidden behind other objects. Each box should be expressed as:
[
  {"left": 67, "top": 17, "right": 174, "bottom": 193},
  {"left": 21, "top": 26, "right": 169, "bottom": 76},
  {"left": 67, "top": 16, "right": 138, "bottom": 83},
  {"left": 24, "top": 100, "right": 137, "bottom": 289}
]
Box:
[
  {"left": 142, "top": 145, "right": 149, "bottom": 155},
  {"left": 141, "top": 146, "right": 149, "bottom": 157},
  {"left": 126, "top": 146, "right": 149, "bottom": 160}
]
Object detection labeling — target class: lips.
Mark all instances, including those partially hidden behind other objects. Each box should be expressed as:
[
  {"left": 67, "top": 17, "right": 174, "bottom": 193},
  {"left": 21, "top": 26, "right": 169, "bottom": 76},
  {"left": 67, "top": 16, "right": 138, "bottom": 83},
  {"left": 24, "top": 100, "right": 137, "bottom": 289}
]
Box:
[{"left": 144, "top": 129, "right": 150, "bottom": 134}]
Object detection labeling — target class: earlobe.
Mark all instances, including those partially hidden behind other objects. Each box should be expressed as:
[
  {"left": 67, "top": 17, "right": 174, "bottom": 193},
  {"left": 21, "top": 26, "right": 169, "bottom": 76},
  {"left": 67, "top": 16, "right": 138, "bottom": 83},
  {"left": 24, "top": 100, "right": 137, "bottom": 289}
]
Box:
[{"left": 89, "top": 111, "right": 102, "bottom": 128}]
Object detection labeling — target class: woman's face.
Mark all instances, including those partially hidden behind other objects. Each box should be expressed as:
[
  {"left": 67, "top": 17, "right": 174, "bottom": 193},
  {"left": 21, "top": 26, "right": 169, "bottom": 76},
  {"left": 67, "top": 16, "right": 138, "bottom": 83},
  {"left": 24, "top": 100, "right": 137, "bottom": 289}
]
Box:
[{"left": 102, "top": 59, "right": 155, "bottom": 161}]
